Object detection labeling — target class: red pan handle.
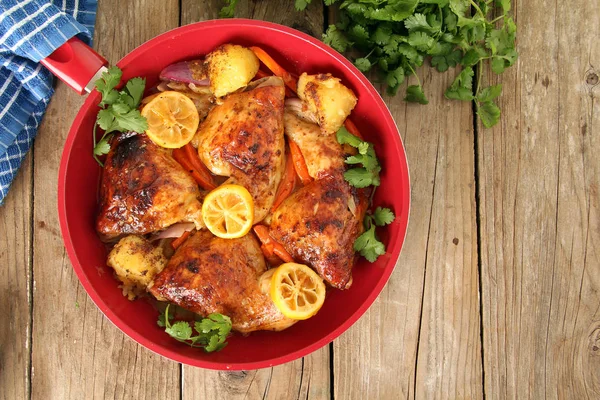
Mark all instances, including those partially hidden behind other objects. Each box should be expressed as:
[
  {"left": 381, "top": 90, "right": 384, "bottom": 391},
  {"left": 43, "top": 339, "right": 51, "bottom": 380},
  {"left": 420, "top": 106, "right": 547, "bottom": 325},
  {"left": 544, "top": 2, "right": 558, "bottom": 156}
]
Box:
[{"left": 40, "top": 37, "right": 108, "bottom": 95}]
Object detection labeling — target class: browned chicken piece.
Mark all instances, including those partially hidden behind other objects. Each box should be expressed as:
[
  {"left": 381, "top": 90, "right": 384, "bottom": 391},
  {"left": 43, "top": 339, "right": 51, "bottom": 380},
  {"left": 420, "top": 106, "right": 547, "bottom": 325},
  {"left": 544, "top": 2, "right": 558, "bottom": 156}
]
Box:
[
  {"left": 284, "top": 110, "right": 346, "bottom": 180},
  {"left": 192, "top": 77, "right": 286, "bottom": 223},
  {"left": 269, "top": 176, "right": 367, "bottom": 289},
  {"left": 96, "top": 133, "right": 203, "bottom": 240},
  {"left": 149, "top": 230, "right": 296, "bottom": 333}
]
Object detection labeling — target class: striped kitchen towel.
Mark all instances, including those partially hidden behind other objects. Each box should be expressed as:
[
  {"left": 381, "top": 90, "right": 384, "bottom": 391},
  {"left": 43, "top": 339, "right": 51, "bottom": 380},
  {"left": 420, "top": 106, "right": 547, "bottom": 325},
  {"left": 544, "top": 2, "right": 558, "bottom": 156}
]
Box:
[{"left": 0, "top": 0, "right": 98, "bottom": 205}]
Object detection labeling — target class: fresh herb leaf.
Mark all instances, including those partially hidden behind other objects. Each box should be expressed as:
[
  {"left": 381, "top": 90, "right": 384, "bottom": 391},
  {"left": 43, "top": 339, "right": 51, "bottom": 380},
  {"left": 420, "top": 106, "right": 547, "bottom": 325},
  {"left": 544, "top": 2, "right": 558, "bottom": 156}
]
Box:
[
  {"left": 445, "top": 66, "right": 474, "bottom": 101},
  {"left": 323, "top": 25, "right": 351, "bottom": 53},
  {"left": 477, "top": 100, "right": 501, "bottom": 128},
  {"left": 354, "top": 57, "right": 372, "bottom": 72},
  {"left": 344, "top": 167, "right": 381, "bottom": 188},
  {"left": 477, "top": 84, "right": 502, "bottom": 102},
  {"left": 336, "top": 126, "right": 363, "bottom": 148},
  {"left": 95, "top": 66, "right": 121, "bottom": 106},
  {"left": 373, "top": 207, "right": 395, "bottom": 226},
  {"left": 92, "top": 66, "right": 148, "bottom": 166},
  {"left": 405, "top": 85, "right": 428, "bottom": 104},
  {"left": 354, "top": 207, "right": 395, "bottom": 262},
  {"left": 166, "top": 321, "right": 193, "bottom": 341},
  {"left": 158, "top": 305, "right": 232, "bottom": 352},
  {"left": 219, "top": 0, "right": 239, "bottom": 17}
]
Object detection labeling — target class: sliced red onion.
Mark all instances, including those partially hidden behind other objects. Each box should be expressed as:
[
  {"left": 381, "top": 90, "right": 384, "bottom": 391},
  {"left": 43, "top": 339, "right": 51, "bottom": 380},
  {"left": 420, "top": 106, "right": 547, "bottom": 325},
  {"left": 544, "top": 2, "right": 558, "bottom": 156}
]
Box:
[
  {"left": 285, "top": 98, "right": 319, "bottom": 125},
  {"left": 159, "top": 60, "right": 209, "bottom": 85},
  {"left": 151, "top": 222, "right": 195, "bottom": 240}
]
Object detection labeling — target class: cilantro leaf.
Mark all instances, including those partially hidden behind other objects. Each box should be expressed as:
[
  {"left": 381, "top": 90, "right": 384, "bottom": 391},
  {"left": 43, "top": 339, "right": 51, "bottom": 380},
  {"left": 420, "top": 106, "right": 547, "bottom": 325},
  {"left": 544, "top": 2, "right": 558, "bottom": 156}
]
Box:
[
  {"left": 354, "top": 225, "right": 386, "bottom": 262},
  {"left": 344, "top": 167, "right": 381, "bottom": 188},
  {"left": 336, "top": 126, "right": 363, "bottom": 148},
  {"left": 219, "top": 0, "right": 238, "bottom": 18},
  {"left": 158, "top": 305, "right": 232, "bottom": 352},
  {"left": 373, "top": 207, "right": 395, "bottom": 226},
  {"left": 445, "top": 66, "right": 474, "bottom": 101},
  {"left": 166, "top": 321, "right": 193, "bottom": 341},
  {"left": 354, "top": 57, "right": 372, "bottom": 72},
  {"left": 404, "top": 13, "right": 432, "bottom": 32},
  {"left": 95, "top": 66, "right": 121, "bottom": 106},
  {"left": 405, "top": 85, "right": 428, "bottom": 104},
  {"left": 323, "top": 25, "right": 351, "bottom": 53},
  {"left": 477, "top": 84, "right": 502, "bottom": 103},
  {"left": 93, "top": 135, "right": 112, "bottom": 156},
  {"left": 126, "top": 77, "right": 146, "bottom": 106},
  {"left": 114, "top": 109, "right": 148, "bottom": 133},
  {"left": 477, "top": 101, "right": 501, "bottom": 128}
]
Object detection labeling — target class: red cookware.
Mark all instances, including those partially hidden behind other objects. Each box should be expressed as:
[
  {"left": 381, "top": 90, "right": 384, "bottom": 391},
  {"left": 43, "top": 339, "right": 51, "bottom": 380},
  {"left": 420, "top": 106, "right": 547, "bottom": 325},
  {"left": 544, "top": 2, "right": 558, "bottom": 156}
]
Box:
[{"left": 55, "top": 19, "right": 410, "bottom": 370}]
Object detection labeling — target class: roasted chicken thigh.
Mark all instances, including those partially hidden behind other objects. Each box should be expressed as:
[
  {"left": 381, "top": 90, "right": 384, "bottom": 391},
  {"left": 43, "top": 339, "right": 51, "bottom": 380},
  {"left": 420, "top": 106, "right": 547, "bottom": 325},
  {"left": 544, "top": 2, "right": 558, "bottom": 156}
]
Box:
[
  {"left": 96, "top": 133, "right": 203, "bottom": 240},
  {"left": 149, "top": 230, "right": 295, "bottom": 333},
  {"left": 193, "top": 78, "right": 286, "bottom": 223}
]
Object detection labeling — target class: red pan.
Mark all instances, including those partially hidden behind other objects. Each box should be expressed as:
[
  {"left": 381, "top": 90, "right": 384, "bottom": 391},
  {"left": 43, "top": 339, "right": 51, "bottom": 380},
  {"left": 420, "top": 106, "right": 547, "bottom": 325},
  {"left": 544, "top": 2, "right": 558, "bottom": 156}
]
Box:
[{"left": 53, "top": 19, "right": 410, "bottom": 370}]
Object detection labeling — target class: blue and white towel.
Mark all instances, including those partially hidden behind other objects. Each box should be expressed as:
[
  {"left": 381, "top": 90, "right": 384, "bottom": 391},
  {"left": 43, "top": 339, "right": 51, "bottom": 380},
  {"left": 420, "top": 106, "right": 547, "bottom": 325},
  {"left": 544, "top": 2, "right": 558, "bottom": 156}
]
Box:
[{"left": 0, "top": 0, "right": 98, "bottom": 204}]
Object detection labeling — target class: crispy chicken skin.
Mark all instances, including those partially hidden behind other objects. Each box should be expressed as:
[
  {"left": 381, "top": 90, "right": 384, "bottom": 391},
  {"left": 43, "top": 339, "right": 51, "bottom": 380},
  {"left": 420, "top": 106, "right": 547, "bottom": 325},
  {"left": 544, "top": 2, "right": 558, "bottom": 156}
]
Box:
[
  {"left": 96, "top": 133, "right": 203, "bottom": 240},
  {"left": 283, "top": 111, "right": 345, "bottom": 179},
  {"left": 270, "top": 176, "right": 367, "bottom": 289},
  {"left": 192, "top": 79, "right": 286, "bottom": 223},
  {"left": 149, "top": 230, "right": 296, "bottom": 333}
]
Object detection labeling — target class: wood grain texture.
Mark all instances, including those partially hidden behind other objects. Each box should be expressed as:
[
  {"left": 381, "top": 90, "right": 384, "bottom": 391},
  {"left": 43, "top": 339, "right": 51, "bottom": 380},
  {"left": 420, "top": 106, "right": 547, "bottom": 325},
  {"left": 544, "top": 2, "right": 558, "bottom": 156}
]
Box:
[
  {"left": 0, "top": 155, "right": 32, "bottom": 400},
  {"left": 333, "top": 66, "right": 482, "bottom": 399},
  {"left": 29, "top": 1, "right": 181, "bottom": 399},
  {"left": 179, "top": 3, "right": 329, "bottom": 399},
  {"left": 478, "top": 0, "right": 600, "bottom": 398}
]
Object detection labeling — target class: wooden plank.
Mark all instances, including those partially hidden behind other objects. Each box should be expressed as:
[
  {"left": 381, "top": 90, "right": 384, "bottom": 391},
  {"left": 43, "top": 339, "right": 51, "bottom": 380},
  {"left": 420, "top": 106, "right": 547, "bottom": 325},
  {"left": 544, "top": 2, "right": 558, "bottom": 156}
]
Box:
[
  {"left": 179, "top": 2, "right": 329, "bottom": 399},
  {"left": 478, "top": 0, "right": 600, "bottom": 398},
  {"left": 29, "top": 1, "right": 181, "bottom": 398},
  {"left": 333, "top": 66, "right": 483, "bottom": 398},
  {"left": 0, "top": 155, "right": 32, "bottom": 400}
]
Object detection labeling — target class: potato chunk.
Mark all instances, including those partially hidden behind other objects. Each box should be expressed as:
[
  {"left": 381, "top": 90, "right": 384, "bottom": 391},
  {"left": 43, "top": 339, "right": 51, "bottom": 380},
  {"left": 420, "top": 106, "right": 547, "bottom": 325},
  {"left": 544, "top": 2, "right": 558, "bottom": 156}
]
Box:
[
  {"left": 206, "top": 44, "right": 259, "bottom": 98},
  {"left": 107, "top": 235, "right": 167, "bottom": 300},
  {"left": 297, "top": 73, "right": 358, "bottom": 134}
]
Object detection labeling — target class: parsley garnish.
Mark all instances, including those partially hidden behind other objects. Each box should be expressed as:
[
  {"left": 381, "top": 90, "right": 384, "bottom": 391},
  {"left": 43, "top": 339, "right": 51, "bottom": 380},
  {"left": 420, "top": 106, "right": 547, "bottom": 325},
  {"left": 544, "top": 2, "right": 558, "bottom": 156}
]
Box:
[
  {"left": 354, "top": 207, "right": 395, "bottom": 262},
  {"left": 336, "top": 126, "right": 381, "bottom": 188},
  {"left": 157, "top": 305, "right": 232, "bottom": 352},
  {"left": 92, "top": 66, "right": 148, "bottom": 166}
]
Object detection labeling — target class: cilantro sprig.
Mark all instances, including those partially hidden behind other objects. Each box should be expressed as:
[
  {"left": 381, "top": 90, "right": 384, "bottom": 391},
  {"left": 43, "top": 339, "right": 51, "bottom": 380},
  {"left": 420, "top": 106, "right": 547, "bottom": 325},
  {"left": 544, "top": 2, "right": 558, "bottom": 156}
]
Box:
[
  {"left": 354, "top": 207, "right": 395, "bottom": 262},
  {"left": 92, "top": 66, "right": 148, "bottom": 166},
  {"left": 319, "top": 0, "right": 517, "bottom": 128},
  {"left": 157, "top": 304, "right": 232, "bottom": 352},
  {"left": 336, "top": 126, "right": 381, "bottom": 188}
]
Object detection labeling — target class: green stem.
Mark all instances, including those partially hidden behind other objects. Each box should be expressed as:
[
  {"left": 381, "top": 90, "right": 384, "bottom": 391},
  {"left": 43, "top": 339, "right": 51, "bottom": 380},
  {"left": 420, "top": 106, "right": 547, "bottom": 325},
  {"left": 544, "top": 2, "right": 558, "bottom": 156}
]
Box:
[
  {"left": 407, "top": 63, "right": 421, "bottom": 88},
  {"left": 489, "top": 14, "right": 506, "bottom": 24},
  {"left": 469, "top": 0, "right": 485, "bottom": 18}
]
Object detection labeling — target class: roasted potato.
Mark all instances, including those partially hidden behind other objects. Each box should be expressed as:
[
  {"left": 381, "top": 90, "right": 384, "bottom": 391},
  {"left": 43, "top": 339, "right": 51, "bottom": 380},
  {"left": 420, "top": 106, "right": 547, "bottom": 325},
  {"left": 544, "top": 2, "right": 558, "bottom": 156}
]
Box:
[
  {"left": 297, "top": 73, "right": 357, "bottom": 134},
  {"left": 206, "top": 44, "right": 259, "bottom": 98},
  {"left": 107, "top": 235, "right": 167, "bottom": 300}
]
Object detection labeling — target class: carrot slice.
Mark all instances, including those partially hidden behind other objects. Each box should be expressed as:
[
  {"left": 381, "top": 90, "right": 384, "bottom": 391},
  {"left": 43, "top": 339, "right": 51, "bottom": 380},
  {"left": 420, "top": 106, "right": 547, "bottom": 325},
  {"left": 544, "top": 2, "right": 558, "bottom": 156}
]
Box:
[
  {"left": 271, "top": 149, "right": 297, "bottom": 211},
  {"left": 250, "top": 46, "right": 297, "bottom": 93},
  {"left": 255, "top": 69, "right": 270, "bottom": 79},
  {"left": 344, "top": 119, "right": 364, "bottom": 140},
  {"left": 253, "top": 225, "right": 295, "bottom": 263},
  {"left": 173, "top": 145, "right": 217, "bottom": 190},
  {"left": 171, "top": 230, "right": 192, "bottom": 250},
  {"left": 288, "top": 139, "right": 312, "bottom": 185}
]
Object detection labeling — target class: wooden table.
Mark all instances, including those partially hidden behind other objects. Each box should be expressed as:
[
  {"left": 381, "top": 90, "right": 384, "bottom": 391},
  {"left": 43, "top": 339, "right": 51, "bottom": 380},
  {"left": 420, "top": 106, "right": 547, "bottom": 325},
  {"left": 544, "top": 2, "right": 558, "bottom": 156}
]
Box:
[{"left": 1, "top": 1, "right": 599, "bottom": 399}]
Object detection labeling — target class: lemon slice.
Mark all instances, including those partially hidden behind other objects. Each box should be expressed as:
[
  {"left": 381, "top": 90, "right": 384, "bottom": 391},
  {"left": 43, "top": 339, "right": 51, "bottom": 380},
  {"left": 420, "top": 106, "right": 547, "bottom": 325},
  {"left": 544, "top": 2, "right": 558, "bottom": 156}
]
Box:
[
  {"left": 202, "top": 184, "right": 254, "bottom": 239},
  {"left": 270, "top": 263, "right": 326, "bottom": 320},
  {"left": 141, "top": 91, "right": 199, "bottom": 148}
]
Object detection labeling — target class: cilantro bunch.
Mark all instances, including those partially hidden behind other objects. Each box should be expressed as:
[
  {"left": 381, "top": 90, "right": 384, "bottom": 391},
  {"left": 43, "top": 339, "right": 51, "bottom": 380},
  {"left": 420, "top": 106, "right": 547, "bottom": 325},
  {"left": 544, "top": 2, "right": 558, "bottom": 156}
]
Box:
[
  {"left": 158, "top": 305, "right": 232, "bottom": 352},
  {"left": 93, "top": 67, "right": 148, "bottom": 166},
  {"left": 319, "top": 0, "right": 517, "bottom": 127}
]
